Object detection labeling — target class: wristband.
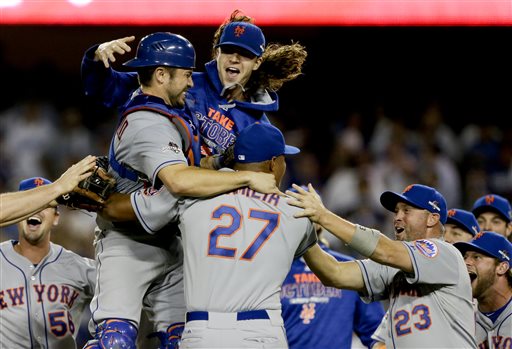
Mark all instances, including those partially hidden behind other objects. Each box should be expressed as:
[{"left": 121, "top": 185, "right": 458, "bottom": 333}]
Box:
[{"left": 347, "top": 224, "right": 381, "bottom": 257}]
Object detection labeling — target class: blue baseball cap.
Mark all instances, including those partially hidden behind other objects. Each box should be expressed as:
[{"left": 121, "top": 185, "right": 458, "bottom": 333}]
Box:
[
  {"left": 19, "top": 177, "right": 52, "bottom": 191},
  {"left": 234, "top": 123, "right": 300, "bottom": 163},
  {"left": 472, "top": 194, "right": 512, "bottom": 223},
  {"left": 216, "top": 22, "right": 266, "bottom": 57},
  {"left": 446, "top": 208, "right": 480, "bottom": 236},
  {"left": 454, "top": 231, "right": 512, "bottom": 263},
  {"left": 380, "top": 184, "right": 448, "bottom": 224}
]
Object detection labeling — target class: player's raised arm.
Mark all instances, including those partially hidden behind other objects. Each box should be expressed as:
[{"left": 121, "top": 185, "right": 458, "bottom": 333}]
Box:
[
  {"left": 303, "top": 243, "right": 366, "bottom": 291},
  {"left": 287, "top": 183, "right": 413, "bottom": 273},
  {"left": 94, "top": 36, "right": 136, "bottom": 68},
  {"left": 0, "top": 155, "right": 96, "bottom": 227}
]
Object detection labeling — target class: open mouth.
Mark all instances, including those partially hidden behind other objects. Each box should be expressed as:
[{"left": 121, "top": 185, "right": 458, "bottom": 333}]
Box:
[
  {"left": 468, "top": 271, "right": 477, "bottom": 282},
  {"left": 27, "top": 217, "right": 42, "bottom": 226}
]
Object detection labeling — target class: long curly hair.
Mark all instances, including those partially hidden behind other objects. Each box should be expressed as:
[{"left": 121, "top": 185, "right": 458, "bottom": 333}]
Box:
[{"left": 212, "top": 9, "right": 307, "bottom": 95}]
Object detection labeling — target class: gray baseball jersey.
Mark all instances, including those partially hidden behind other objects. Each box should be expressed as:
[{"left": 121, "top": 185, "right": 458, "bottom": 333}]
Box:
[
  {"left": 90, "top": 110, "right": 186, "bottom": 332},
  {"left": 0, "top": 240, "right": 95, "bottom": 349},
  {"left": 356, "top": 238, "right": 477, "bottom": 348},
  {"left": 132, "top": 181, "right": 317, "bottom": 348},
  {"left": 475, "top": 300, "right": 512, "bottom": 348}
]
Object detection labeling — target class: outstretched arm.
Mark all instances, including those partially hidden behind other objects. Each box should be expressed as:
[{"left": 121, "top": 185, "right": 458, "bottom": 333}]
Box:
[
  {"left": 81, "top": 36, "right": 139, "bottom": 108},
  {"left": 0, "top": 155, "right": 97, "bottom": 227},
  {"left": 303, "top": 243, "right": 365, "bottom": 291},
  {"left": 158, "top": 164, "right": 284, "bottom": 198},
  {"left": 287, "top": 184, "right": 413, "bottom": 273}
]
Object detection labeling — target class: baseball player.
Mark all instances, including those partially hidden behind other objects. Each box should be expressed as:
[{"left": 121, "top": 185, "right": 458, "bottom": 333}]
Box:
[
  {"left": 444, "top": 208, "right": 481, "bottom": 244},
  {"left": 85, "top": 32, "right": 279, "bottom": 349},
  {"left": 0, "top": 155, "right": 97, "bottom": 227},
  {"left": 0, "top": 177, "right": 96, "bottom": 349},
  {"left": 128, "top": 123, "right": 316, "bottom": 348},
  {"left": 287, "top": 183, "right": 477, "bottom": 348},
  {"left": 81, "top": 10, "right": 306, "bottom": 162},
  {"left": 454, "top": 231, "right": 512, "bottom": 348},
  {"left": 371, "top": 207, "right": 481, "bottom": 347},
  {"left": 472, "top": 194, "right": 512, "bottom": 242}
]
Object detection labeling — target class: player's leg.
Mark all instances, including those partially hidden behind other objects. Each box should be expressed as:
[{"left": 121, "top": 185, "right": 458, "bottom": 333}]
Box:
[
  {"left": 87, "top": 230, "right": 171, "bottom": 345},
  {"left": 144, "top": 238, "right": 186, "bottom": 349}
]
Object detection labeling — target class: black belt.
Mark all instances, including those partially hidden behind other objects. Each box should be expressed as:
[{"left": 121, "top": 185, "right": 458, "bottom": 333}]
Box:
[{"left": 186, "top": 310, "right": 270, "bottom": 322}]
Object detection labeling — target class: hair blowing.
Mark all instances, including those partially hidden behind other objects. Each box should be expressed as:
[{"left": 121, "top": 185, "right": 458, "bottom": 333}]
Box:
[{"left": 212, "top": 9, "right": 307, "bottom": 96}]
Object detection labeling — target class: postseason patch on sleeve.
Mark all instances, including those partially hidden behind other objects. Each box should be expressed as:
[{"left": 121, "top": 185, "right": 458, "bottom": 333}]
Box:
[{"left": 414, "top": 239, "right": 439, "bottom": 258}]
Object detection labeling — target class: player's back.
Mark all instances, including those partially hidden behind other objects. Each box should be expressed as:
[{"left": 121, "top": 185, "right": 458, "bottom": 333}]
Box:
[{"left": 177, "top": 187, "right": 316, "bottom": 313}]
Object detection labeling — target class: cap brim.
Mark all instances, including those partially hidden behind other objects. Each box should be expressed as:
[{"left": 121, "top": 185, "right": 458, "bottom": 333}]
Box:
[
  {"left": 472, "top": 206, "right": 511, "bottom": 223},
  {"left": 216, "top": 42, "right": 260, "bottom": 56},
  {"left": 380, "top": 191, "right": 418, "bottom": 213},
  {"left": 284, "top": 145, "right": 300, "bottom": 155},
  {"left": 446, "top": 217, "right": 469, "bottom": 233},
  {"left": 453, "top": 241, "right": 498, "bottom": 259}
]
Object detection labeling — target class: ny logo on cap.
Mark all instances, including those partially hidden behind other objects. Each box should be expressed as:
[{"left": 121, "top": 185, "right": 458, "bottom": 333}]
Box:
[
  {"left": 34, "top": 178, "right": 46, "bottom": 187},
  {"left": 448, "top": 209, "right": 456, "bottom": 217},
  {"left": 234, "top": 25, "right": 246, "bottom": 37},
  {"left": 474, "top": 231, "right": 485, "bottom": 240},
  {"left": 403, "top": 184, "right": 414, "bottom": 193},
  {"left": 485, "top": 195, "right": 495, "bottom": 205}
]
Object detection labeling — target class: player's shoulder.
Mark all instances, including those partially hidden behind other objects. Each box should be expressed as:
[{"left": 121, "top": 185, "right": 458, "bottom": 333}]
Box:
[
  {"left": 53, "top": 244, "right": 95, "bottom": 267},
  {"left": 408, "top": 238, "right": 463, "bottom": 260}
]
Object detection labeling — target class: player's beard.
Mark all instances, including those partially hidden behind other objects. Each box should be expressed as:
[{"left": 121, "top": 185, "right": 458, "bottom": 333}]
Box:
[
  {"left": 169, "top": 90, "right": 187, "bottom": 108},
  {"left": 472, "top": 268, "right": 496, "bottom": 300}
]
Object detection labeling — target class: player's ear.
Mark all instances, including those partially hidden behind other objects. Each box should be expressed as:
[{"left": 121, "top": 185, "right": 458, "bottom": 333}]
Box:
[
  {"left": 427, "top": 212, "right": 440, "bottom": 228},
  {"left": 269, "top": 156, "right": 278, "bottom": 172},
  {"left": 252, "top": 56, "right": 263, "bottom": 71},
  {"left": 52, "top": 209, "right": 60, "bottom": 227}
]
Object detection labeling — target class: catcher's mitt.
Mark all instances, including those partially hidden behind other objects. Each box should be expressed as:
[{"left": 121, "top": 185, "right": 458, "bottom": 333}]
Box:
[{"left": 57, "top": 156, "right": 116, "bottom": 211}]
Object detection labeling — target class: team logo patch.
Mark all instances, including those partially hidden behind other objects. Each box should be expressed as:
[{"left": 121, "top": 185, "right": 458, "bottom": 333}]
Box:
[
  {"left": 300, "top": 303, "right": 316, "bottom": 324},
  {"left": 415, "top": 239, "right": 438, "bottom": 258},
  {"left": 162, "top": 142, "right": 181, "bottom": 154}
]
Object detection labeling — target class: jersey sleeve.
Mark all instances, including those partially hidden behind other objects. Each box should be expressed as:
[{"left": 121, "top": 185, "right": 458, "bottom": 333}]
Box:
[
  {"left": 293, "top": 219, "right": 318, "bottom": 258},
  {"left": 402, "top": 239, "right": 461, "bottom": 285},
  {"left": 130, "top": 114, "right": 188, "bottom": 185},
  {"left": 131, "top": 187, "right": 181, "bottom": 234},
  {"left": 355, "top": 259, "right": 397, "bottom": 302},
  {"left": 81, "top": 44, "right": 139, "bottom": 109}
]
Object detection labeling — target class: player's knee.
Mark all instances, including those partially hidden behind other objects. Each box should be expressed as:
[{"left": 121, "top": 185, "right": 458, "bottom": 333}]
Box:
[
  {"left": 94, "top": 319, "right": 138, "bottom": 349},
  {"left": 148, "top": 322, "right": 185, "bottom": 349}
]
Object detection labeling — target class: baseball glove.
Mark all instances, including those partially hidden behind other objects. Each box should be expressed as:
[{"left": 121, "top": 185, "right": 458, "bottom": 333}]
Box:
[{"left": 57, "top": 156, "right": 116, "bottom": 211}]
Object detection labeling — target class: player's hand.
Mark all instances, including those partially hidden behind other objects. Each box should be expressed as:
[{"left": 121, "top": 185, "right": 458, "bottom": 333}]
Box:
[
  {"left": 54, "top": 155, "right": 97, "bottom": 196},
  {"left": 247, "top": 172, "right": 284, "bottom": 196},
  {"left": 286, "top": 183, "right": 328, "bottom": 223},
  {"left": 94, "top": 36, "right": 136, "bottom": 68}
]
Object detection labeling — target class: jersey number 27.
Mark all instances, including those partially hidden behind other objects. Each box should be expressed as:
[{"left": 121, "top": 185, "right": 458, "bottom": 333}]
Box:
[{"left": 208, "top": 205, "right": 280, "bottom": 261}]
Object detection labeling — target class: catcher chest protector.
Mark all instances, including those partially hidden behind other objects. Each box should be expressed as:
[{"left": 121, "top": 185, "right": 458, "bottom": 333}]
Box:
[
  {"left": 109, "top": 94, "right": 202, "bottom": 183},
  {"left": 123, "top": 32, "right": 196, "bottom": 69}
]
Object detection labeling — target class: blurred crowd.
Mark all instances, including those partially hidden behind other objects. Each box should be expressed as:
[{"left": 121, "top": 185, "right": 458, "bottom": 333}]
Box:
[{"left": 0, "top": 95, "right": 511, "bottom": 259}]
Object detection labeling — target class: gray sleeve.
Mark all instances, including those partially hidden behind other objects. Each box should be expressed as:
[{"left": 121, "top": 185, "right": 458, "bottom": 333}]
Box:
[
  {"left": 131, "top": 187, "right": 181, "bottom": 234},
  {"left": 131, "top": 116, "right": 188, "bottom": 185},
  {"left": 293, "top": 219, "right": 318, "bottom": 258},
  {"left": 356, "top": 259, "right": 397, "bottom": 302},
  {"left": 402, "top": 239, "right": 460, "bottom": 285}
]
